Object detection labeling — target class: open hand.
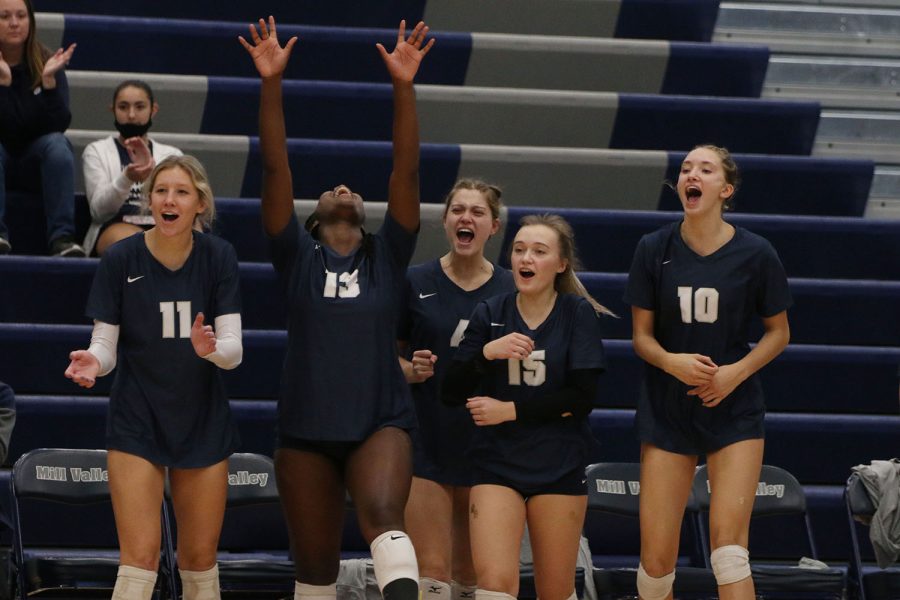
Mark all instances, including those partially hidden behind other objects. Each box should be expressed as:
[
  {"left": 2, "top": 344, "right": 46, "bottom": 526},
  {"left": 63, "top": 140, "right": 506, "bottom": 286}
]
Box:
[
  {"left": 64, "top": 350, "right": 100, "bottom": 388},
  {"left": 376, "top": 20, "right": 434, "bottom": 83},
  {"left": 123, "top": 137, "right": 155, "bottom": 182},
  {"left": 238, "top": 15, "right": 298, "bottom": 80},
  {"left": 190, "top": 312, "right": 216, "bottom": 357},
  {"left": 0, "top": 51, "right": 11, "bottom": 87},
  {"left": 41, "top": 44, "right": 76, "bottom": 85},
  {"left": 665, "top": 353, "right": 718, "bottom": 386},
  {"left": 687, "top": 363, "right": 743, "bottom": 408}
]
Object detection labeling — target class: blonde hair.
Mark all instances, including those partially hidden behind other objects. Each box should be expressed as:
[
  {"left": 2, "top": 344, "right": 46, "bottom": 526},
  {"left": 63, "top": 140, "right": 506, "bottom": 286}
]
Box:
[
  {"left": 442, "top": 178, "right": 503, "bottom": 220},
  {"left": 515, "top": 214, "right": 615, "bottom": 317},
  {"left": 19, "top": 0, "right": 47, "bottom": 90},
  {"left": 143, "top": 155, "right": 216, "bottom": 230}
]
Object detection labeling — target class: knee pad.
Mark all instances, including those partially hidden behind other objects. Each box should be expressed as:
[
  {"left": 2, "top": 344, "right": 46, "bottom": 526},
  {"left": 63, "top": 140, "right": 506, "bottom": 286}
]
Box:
[
  {"left": 112, "top": 565, "right": 157, "bottom": 600},
  {"left": 179, "top": 565, "right": 221, "bottom": 600},
  {"left": 294, "top": 581, "right": 337, "bottom": 600},
  {"left": 636, "top": 563, "right": 674, "bottom": 600},
  {"left": 370, "top": 531, "right": 419, "bottom": 592},
  {"left": 710, "top": 545, "right": 751, "bottom": 586},
  {"left": 475, "top": 590, "right": 515, "bottom": 600}
]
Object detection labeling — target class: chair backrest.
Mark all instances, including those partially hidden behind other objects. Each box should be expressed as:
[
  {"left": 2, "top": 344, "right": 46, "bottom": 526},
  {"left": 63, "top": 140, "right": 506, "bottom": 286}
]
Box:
[
  {"left": 225, "top": 453, "right": 278, "bottom": 508},
  {"left": 586, "top": 462, "right": 643, "bottom": 516},
  {"left": 13, "top": 448, "right": 110, "bottom": 503},
  {"left": 693, "top": 464, "right": 807, "bottom": 517},
  {"left": 845, "top": 472, "right": 875, "bottom": 519}
]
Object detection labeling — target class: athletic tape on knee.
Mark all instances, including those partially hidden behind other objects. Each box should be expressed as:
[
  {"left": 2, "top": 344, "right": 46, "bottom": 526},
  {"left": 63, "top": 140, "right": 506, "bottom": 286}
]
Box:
[
  {"left": 421, "top": 577, "right": 451, "bottom": 600},
  {"left": 370, "top": 531, "right": 419, "bottom": 592},
  {"left": 112, "top": 565, "right": 157, "bottom": 600},
  {"left": 451, "top": 580, "right": 476, "bottom": 600},
  {"left": 710, "top": 545, "right": 751, "bottom": 586},
  {"left": 636, "top": 563, "right": 674, "bottom": 600},
  {"left": 179, "top": 564, "right": 220, "bottom": 600},
  {"left": 294, "top": 581, "right": 337, "bottom": 600},
  {"left": 475, "top": 589, "right": 516, "bottom": 600}
]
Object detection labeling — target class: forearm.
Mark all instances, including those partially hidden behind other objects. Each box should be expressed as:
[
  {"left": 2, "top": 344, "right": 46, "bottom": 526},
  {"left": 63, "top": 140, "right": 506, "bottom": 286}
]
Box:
[
  {"left": 398, "top": 356, "right": 417, "bottom": 383},
  {"left": 258, "top": 76, "right": 294, "bottom": 236},
  {"left": 514, "top": 369, "right": 600, "bottom": 422},
  {"left": 441, "top": 357, "right": 483, "bottom": 406},
  {"left": 632, "top": 331, "right": 674, "bottom": 374},
  {"left": 202, "top": 313, "right": 243, "bottom": 370},
  {"left": 386, "top": 80, "right": 420, "bottom": 232},
  {"left": 88, "top": 321, "right": 120, "bottom": 377},
  {"left": 729, "top": 324, "right": 790, "bottom": 382},
  {"left": 84, "top": 150, "right": 130, "bottom": 221}
]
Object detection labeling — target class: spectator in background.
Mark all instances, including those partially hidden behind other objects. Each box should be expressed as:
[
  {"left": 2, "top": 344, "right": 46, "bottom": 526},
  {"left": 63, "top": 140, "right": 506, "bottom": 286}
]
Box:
[
  {"left": 82, "top": 79, "right": 182, "bottom": 256},
  {"left": 0, "top": 0, "right": 83, "bottom": 256},
  {"left": 0, "top": 381, "right": 16, "bottom": 464}
]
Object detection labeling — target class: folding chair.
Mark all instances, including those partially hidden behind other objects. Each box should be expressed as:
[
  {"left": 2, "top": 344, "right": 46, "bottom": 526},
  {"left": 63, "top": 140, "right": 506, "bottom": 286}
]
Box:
[
  {"left": 164, "top": 453, "right": 293, "bottom": 599},
  {"left": 585, "top": 462, "right": 714, "bottom": 600},
  {"left": 9, "top": 448, "right": 175, "bottom": 599},
  {"left": 845, "top": 472, "right": 900, "bottom": 600},
  {"left": 692, "top": 464, "right": 845, "bottom": 599}
]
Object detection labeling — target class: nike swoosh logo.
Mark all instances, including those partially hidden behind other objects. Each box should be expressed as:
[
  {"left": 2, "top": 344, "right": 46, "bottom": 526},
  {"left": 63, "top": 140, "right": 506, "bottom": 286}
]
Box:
[
  {"left": 662, "top": 260, "right": 672, "bottom": 265},
  {"left": 390, "top": 534, "right": 406, "bottom": 540},
  {"left": 127, "top": 275, "right": 145, "bottom": 283},
  {"left": 419, "top": 292, "right": 437, "bottom": 299},
  {"left": 490, "top": 322, "right": 505, "bottom": 327}
]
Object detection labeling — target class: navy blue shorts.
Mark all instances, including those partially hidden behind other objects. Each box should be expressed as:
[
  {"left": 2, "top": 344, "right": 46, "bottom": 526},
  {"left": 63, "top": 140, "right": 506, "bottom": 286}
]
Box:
[
  {"left": 636, "top": 381, "right": 765, "bottom": 455},
  {"left": 472, "top": 466, "right": 587, "bottom": 498},
  {"left": 277, "top": 435, "right": 362, "bottom": 470}
]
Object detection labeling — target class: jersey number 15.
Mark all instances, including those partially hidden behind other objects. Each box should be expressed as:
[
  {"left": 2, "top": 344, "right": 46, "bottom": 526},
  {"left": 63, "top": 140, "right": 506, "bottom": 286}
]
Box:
[{"left": 508, "top": 350, "right": 546, "bottom": 386}]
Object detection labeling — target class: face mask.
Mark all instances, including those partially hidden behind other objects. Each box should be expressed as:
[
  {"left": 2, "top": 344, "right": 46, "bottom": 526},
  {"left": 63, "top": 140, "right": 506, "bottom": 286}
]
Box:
[{"left": 114, "top": 118, "right": 152, "bottom": 139}]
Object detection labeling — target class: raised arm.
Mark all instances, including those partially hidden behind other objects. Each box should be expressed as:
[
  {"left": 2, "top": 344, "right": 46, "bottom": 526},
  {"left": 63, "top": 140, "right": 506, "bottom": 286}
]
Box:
[
  {"left": 376, "top": 21, "right": 434, "bottom": 233},
  {"left": 239, "top": 16, "right": 299, "bottom": 237}
]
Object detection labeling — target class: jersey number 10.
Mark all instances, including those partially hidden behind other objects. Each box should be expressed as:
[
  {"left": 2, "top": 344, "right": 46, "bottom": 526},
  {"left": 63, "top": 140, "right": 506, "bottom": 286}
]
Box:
[{"left": 677, "top": 286, "right": 719, "bottom": 324}]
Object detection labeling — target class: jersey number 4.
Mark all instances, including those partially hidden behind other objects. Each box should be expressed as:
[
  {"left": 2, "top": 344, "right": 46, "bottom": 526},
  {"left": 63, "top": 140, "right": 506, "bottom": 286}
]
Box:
[
  {"left": 508, "top": 350, "right": 546, "bottom": 386},
  {"left": 677, "top": 286, "right": 719, "bottom": 324},
  {"left": 160, "top": 301, "right": 191, "bottom": 338}
]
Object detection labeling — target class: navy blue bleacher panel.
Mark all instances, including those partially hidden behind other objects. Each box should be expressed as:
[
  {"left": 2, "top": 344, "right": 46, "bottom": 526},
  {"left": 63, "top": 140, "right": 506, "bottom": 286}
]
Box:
[
  {"left": 60, "top": 16, "right": 470, "bottom": 85},
  {"left": 213, "top": 198, "right": 269, "bottom": 263},
  {"left": 660, "top": 154, "right": 874, "bottom": 217},
  {"left": 3, "top": 192, "right": 48, "bottom": 256},
  {"left": 662, "top": 43, "right": 769, "bottom": 98},
  {"left": 36, "top": 0, "right": 427, "bottom": 28},
  {"left": 610, "top": 95, "right": 820, "bottom": 155},
  {"left": 501, "top": 208, "right": 900, "bottom": 280},
  {"left": 614, "top": 0, "right": 720, "bottom": 42},
  {"left": 240, "top": 138, "right": 460, "bottom": 203},
  {"left": 203, "top": 78, "right": 394, "bottom": 139},
  {"left": 0, "top": 257, "right": 94, "bottom": 326}
]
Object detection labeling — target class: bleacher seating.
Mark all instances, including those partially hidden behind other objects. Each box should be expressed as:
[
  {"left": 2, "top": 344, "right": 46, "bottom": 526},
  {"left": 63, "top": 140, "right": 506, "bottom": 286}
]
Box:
[{"left": 0, "top": 1, "right": 893, "bottom": 597}]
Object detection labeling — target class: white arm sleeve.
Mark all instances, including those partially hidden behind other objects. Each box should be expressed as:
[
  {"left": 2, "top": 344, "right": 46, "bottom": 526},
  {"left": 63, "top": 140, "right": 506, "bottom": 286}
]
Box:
[
  {"left": 87, "top": 320, "right": 120, "bottom": 377},
  {"left": 203, "top": 313, "right": 243, "bottom": 370}
]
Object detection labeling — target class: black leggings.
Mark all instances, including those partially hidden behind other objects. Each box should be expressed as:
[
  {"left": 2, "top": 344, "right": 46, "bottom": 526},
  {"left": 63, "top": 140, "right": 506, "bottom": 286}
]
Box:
[{"left": 275, "top": 426, "right": 413, "bottom": 584}]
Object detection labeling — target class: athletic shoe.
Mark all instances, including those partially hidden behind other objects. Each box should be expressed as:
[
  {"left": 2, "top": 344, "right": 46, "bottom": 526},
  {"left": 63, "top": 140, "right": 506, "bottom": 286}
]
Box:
[{"left": 50, "top": 236, "right": 86, "bottom": 258}]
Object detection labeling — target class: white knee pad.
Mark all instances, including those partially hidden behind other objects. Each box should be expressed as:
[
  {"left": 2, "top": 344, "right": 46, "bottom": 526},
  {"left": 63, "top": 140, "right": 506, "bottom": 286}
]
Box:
[
  {"left": 112, "top": 565, "right": 158, "bottom": 600},
  {"left": 474, "top": 590, "right": 515, "bottom": 600},
  {"left": 421, "top": 577, "right": 452, "bottom": 600},
  {"left": 710, "top": 545, "right": 751, "bottom": 586},
  {"left": 370, "top": 531, "right": 419, "bottom": 592},
  {"left": 295, "top": 581, "right": 337, "bottom": 600},
  {"left": 636, "top": 563, "right": 674, "bottom": 600},
  {"left": 179, "top": 564, "right": 221, "bottom": 600}
]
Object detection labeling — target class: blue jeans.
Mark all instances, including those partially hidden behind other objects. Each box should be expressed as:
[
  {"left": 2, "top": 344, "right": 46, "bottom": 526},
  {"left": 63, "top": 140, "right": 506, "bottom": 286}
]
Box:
[{"left": 0, "top": 132, "right": 76, "bottom": 243}]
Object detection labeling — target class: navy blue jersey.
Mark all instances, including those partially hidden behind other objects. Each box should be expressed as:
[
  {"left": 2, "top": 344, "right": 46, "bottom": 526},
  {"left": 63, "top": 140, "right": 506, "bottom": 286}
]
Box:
[
  {"left": 86, "top": 232, "right": 241, "bottom": 468},
  {"left": 270, "top": 211, "right": 417, "bottom": 440},
  {"left": 454, "top": 293, "right": 606, "bottom": 487},
  {"left": 399, "top": 259, "right": 516, "bottom": 485},
  {"left": 623, "top": 222, "right": 793, "bottom": 450}
]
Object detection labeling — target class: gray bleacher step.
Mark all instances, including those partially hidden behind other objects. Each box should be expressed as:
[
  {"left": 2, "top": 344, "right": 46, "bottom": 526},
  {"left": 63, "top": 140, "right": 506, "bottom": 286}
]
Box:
[
  {"left": 714, "top": 2, "right": 900, "bottom": 57},
  {"left": 422, "top": 0, "right": 621, "bottom": 37},
  {"left": 865, "top": 166, "right": 900, "bottom": 218},
  {"left": 814, "top": 109, "right": 900, "bottom": 163},
  {"left": 763, "top": 55, "right": 900, "bottom": 110}
]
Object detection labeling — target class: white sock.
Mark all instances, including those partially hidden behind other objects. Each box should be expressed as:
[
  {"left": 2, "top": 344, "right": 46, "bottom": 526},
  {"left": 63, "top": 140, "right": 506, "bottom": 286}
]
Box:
[
  {"left": 179, "top": 564, "right": 220, "bottom": 600},
  {"left": 421, "top": 577, "right": 452, "bottom": 600},
  {"left": 295, "top": 581, "right": 338, "bottom": 600},
  {"left": 451, "top": 580, "right": 477, "bottom": 600},
  {"left": 112, "top": 565, "right": 157, "bottom": 600}
]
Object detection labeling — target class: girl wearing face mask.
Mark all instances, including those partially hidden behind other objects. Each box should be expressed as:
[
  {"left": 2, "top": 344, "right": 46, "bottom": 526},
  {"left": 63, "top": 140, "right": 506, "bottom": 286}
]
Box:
[
  {"left": 442, "top": 214, "right": 609, "bottom": 600},
  {"left": 82, "top": 79, "right": 182, "bottom": 256},
  {"left": 624, "top": 145, "right": 791, "bottom": 600}
]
